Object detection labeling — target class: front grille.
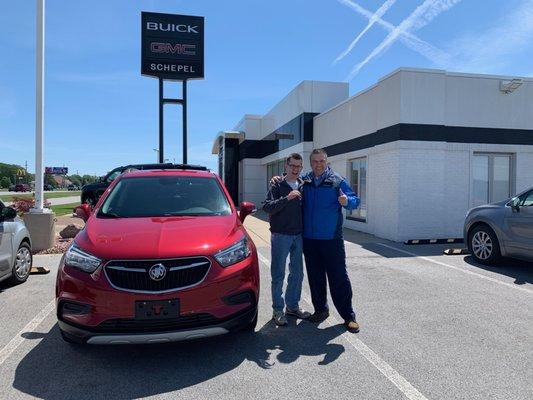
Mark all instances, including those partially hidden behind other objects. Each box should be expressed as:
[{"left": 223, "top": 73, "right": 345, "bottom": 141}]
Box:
[
  {"left": 104, "top": 257, "right": 211, "bottom": 292},
  {"left": 94, "top": 313, "right": 218, "bottom": 333}
]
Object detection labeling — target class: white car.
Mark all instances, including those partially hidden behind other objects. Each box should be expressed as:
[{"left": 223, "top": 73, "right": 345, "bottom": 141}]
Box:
[{"left": 0, "top": 200, "right": 32, "bottom": 284}]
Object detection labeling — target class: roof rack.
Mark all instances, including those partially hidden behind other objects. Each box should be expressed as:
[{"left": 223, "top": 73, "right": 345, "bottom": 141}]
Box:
[{"left": 128, "top": 163, "right": 209, "bottom": 171}]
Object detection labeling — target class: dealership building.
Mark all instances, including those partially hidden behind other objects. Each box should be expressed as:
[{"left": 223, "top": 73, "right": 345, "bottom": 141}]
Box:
[{"left": 212, "top": 68, "right": 533, "bottom": 242}]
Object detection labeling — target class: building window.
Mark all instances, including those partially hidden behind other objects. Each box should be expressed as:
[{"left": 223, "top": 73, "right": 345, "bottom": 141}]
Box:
[
  {"left": 266, "top": 159, "right": 286, "bottom": 191},
  {"left": 473, "top": 153, "right": 514, "bottom": 206},
  {"left": 347, "top": 157, "right": 367, "bottom": 221}
]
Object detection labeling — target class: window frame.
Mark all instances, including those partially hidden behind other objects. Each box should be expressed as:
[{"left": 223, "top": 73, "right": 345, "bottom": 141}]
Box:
[
  {"left": 472, "top": 152, "right": 515, "bottom": 206},
  {"left": 346, "top": 157, "right": 367, "bottom": 223}
]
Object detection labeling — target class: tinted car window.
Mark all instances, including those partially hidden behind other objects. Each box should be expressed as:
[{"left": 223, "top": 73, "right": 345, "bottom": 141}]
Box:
[
  {"left": 99, "top": 176, "right": 231, "bottom": 218},
  {"left": 520, "top": 190, "right": 533, "bottom": 207}
]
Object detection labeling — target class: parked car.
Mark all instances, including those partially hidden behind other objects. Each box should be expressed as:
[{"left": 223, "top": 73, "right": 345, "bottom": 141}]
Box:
[
  {"left": 57, "top": 166, "right": 259, "bottom": 344},
  {"left": 44, "top": 184, "right": 54, "bottom": 191},
  {"left": 8, "top": 184, "right": 16, "bottom": 192},
  {"left": 14, "top": 184, "right": 30, "bottom": 192},
  {"left": 464, "top": 186, "right": 533, "bottom": 264},
  {"left": 0, "top": 201, "right": 32, "bottom": 285},
  {"left": 67, "top": 184, "right": 79, "bottom": 191},
  {"left": 81, "top": 163, "right": 180, "bottom": 206}
]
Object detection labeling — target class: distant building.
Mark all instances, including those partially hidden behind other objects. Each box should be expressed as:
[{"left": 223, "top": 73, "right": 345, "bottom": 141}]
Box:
[
  {"left": 213, "top": 68, "right": 533, "bottom": 242},
  {"left": 53, "top": 175, "right": 72, "bottom": 188}
]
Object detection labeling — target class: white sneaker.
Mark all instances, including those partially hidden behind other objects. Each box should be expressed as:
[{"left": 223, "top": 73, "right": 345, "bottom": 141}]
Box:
[
  {"left": 286, "top": 307, "right": 311, "bottom": 319},
  {"left": 272, "top": 310, "right": 288, "bottom": 326}
]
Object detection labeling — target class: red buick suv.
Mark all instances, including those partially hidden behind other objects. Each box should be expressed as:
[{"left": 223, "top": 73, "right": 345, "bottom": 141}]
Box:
[{"left": 56, "top": 166, "right": 259, "bottom": 344}]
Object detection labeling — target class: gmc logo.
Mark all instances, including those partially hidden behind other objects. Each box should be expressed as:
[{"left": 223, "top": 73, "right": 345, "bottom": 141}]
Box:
[{"left": 151, "top": 42, "right": 197, "bottom": 55}]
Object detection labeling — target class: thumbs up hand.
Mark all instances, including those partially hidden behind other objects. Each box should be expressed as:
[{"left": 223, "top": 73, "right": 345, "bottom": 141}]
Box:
[{"left": 338, "top": 188, "right": 348, "bottom": 206}]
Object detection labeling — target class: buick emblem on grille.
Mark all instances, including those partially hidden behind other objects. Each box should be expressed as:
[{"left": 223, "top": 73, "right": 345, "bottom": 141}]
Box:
[{"left": 148, "top": 263, "right": 167, "bottom": 281}]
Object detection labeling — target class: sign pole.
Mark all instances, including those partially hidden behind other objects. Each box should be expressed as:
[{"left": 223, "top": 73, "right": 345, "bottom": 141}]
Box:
[
  {"left": 34, "top": 0, "right": 45, "bottom": 211},
  {"left": 182, "top": 80, "right": 187, "bottom": 164},
  {"left": 158, "top": 78, "right": 164, "bottom": 163}
]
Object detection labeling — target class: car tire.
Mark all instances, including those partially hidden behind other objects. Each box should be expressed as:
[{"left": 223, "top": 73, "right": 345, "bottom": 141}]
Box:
[
  {"left": 8, "top": 242, "right": 32, "bottom": 284},
  {"left": 242, "top": 309, "right": 258, "bottom": 332},
  {"left": 469, "top": 224, "right": 501, "bottom": 265}
]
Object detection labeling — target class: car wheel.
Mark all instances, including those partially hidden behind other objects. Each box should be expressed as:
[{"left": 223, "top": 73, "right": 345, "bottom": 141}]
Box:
[
  {"left": 9, "top": 242, "right": 32, "bottom": 284},
  {"left": 469, "top": 225, "right": 501, "bottom": 264},
  {"left": 243, "top": 309, "right": 258, "bottom": 332}
]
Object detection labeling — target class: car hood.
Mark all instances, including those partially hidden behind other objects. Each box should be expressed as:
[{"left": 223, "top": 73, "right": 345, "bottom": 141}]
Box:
[
  {"left": 467, "top": 199, "right": 508, "bottom": 216},
  {"left": 75, "top": 214, "right": 243, "bottom": 260}
]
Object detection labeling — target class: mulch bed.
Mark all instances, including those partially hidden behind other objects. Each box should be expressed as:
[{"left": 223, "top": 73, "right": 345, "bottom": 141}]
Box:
[{"left": 36, "top": 237, "right": 74, "bottom": 255}]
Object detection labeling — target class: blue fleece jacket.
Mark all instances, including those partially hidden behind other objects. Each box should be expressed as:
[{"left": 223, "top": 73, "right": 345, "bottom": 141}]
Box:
[{"left": 301, "top": 168, "right": 360, "bottom": 240}]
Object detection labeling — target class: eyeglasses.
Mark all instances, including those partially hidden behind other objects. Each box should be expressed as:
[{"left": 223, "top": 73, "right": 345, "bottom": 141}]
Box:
[{"left": 288, "top": 164, "right": 303, "bottom": 169}]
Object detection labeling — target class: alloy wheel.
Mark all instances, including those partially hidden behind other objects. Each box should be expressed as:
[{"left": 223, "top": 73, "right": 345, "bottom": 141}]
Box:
[
  {"left": 472, "top": 231, "right": 493, "bottom": 260},
  {"left": 15, "top": 246, "right": 32, "bottom": 279}
]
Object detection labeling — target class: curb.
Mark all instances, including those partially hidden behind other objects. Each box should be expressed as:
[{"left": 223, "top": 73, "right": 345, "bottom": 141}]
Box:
[
  {"left": 30, "top": 266, "right": 50, "bottom": 274},
  {"left": 443, "top": 248, "right": 470, "bottom": 256},
  {"left": 404, "top": 238, "right": 464, "bottom": 245}
]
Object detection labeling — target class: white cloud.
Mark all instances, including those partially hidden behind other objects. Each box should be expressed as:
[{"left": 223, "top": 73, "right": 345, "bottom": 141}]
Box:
[
  {"left": 337, "top": 0, "right": 451, "bottom": 72},
  {"left": 334, "top": 0, "right": 398, "bottom": 64},
  {"left": 347, "top": 0, "right": 462, "bottom": 80},
  {"left": 444, "top": 0, "right": 533, "bottom": 74}
]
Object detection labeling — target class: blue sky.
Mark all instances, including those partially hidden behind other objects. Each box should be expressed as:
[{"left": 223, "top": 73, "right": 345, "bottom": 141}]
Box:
[{"left": 1, "top": 0, "right": 532, "bottom": 176}]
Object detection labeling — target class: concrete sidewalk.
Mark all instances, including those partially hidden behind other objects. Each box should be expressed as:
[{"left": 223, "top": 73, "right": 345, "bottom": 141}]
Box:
[{"left": 244, "top": 210, "right": 388, "bottom": 248}]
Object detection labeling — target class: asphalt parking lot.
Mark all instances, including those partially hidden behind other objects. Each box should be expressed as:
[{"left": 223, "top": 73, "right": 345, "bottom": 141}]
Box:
[{"left": 0, "top": 214, "right": 531, "bottom": 400}]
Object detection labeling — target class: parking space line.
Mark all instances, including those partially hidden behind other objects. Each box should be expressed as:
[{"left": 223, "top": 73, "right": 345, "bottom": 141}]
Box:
[
  {"left": 257, "top": 252, "right": 429, "bottom": 400},
  {"left": 373, "top": 243, "right": 533, "bottom": 295},
  {"left": 0, "top": 300, "right": 55, "bottom": 367}
]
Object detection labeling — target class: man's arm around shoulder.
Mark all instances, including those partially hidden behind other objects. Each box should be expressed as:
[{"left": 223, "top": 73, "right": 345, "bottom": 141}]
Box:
[{"left": 262, "top": 181, "right": 289, "bottom": 215}]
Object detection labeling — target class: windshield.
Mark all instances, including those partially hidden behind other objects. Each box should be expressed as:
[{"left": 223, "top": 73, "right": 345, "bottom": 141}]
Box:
[{"left": 98, "top": 176, "right": 232, "bottom": 218}]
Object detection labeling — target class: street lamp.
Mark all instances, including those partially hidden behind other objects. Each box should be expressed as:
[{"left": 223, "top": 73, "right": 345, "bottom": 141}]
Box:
[{"left": 153, "top": 148, "right": 159, "bottom": 162}]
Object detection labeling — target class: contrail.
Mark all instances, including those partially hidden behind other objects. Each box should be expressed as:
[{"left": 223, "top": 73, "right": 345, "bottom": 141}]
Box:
[
  {"left": 338, "top": 0, "right": 451, "bottom": 70},
  {"left": 347, "top": 0, "right": 462, "bottom": 80},
  {"left": 334, "top": 0, "right": 397, "bottom": 64}
]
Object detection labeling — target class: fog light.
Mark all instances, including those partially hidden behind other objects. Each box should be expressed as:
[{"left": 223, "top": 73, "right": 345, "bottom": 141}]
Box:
[
  {"left": 60, "top": 301, "right": 92, "bottom": 316},
  {"left": 224, "top": 290, "right": 255, "bottom": 305}
]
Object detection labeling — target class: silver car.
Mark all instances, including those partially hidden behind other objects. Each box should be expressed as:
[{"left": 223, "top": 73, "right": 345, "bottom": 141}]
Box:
[
  {"left": 0, "top": 200, "right": 33, "bottom": 284},
  {"left": 464, "top": 186, "right": 533, "bottom": 264}
]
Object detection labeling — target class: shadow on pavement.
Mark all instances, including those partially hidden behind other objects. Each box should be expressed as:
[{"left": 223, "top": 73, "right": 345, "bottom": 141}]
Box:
[
  {"left": 356, "top": 241, "right": 453, "bottom": 259},
  {"left": 13, "top": 319, "right": 345, "bottom": 399},
  {"left": 463, "top": 255, "right": 533, "bottom": 285}
]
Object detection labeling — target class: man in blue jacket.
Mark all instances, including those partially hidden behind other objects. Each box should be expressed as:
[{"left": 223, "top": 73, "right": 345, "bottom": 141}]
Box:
[{"left": 302, "top": 149, "right": 360, "bottom": 333}]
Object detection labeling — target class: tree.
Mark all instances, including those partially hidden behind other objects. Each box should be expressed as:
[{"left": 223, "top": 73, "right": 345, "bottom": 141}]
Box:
[
  {"left": 0, "top": 176, "right": 11, "bottom": 189},
  {"left": 44, "top": 174, "right": 56, "bottom": 188},
  {"left": 81, "top": 175, "right": 98, "bottom": 185},
  {"left": 68, "top": 174, "right": 82, "bottom": 186}
]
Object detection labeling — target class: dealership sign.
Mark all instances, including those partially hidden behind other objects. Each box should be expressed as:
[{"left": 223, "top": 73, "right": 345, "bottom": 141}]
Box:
[
  {"left": 45, "top": 167, "right": 68, "bottom": 175},
  {"left": 141, "top": 12, "right": 204, "bottom": 80}
]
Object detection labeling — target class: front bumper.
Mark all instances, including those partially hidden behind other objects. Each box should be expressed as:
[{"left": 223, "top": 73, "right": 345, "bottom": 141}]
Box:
[{"left": 58, "top": 305, "right": 257, "bottom": 344}]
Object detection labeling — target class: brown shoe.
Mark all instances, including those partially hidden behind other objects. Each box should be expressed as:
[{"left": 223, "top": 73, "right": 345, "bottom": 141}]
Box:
[{"left": 345, "top": 320, "right": 360, "bottom": 333}]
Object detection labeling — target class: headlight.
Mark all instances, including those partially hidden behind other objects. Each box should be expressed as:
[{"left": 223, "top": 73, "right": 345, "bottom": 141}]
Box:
[
  {"left": 214, "top": 237, "right": 251, "bottom": 267},
  {"left": 64, "top": 243, "right": 102, "bottom": 273}
]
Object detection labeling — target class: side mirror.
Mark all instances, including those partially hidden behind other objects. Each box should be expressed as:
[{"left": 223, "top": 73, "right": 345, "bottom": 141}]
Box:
[
  {"left": 73, "top": 204, "right": 92, "bottom": 222},
  {"left": 0, "top": 207, "right": 17, "bottom": 221},
  {"left": 508, "top": 197, "right": 521, "bottom": 213},
  {"left": 239, "top": 201, "right": 257, "bottom": 222}
]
